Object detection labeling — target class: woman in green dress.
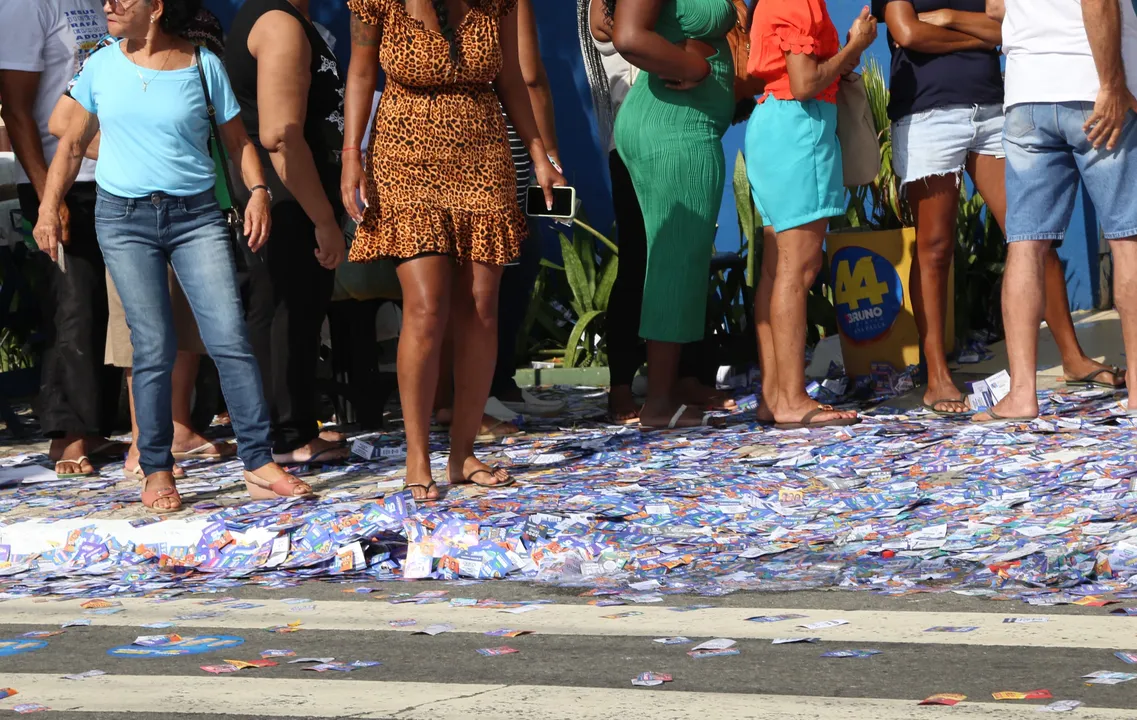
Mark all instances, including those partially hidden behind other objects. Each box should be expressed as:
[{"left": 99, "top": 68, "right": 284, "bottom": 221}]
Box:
[{"left": 611, "top": 0, "right": 735, "bottom": 428}]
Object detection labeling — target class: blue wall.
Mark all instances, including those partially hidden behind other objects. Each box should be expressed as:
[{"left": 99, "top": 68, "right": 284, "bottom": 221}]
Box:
[{"left": 206, "top": 0, "right": 1100, "bottom": 310}]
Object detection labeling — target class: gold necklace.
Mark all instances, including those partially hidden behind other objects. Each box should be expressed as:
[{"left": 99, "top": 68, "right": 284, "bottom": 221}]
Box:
[{"left": 129, "top": 47, "right": 174, "bottom": 92}]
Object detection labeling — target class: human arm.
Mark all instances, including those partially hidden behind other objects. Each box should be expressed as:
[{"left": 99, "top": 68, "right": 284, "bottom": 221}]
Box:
[
  {"left": 612, "top": 0, "right": 710, "bottom": 85},
  {"left": 249, "top": 10, "right": 343, "bottom": 268},
  {"left": 786, "top": 7, "right": 877, "bottom": 101},
  {"left": 590, "top": 0, "right": 612, "bottom": 44},
  {"left": 517, "top": 0, "right": 559, "bottom": 165},
  {"left": 986, "top": 0, "right": 1005, "bottom": 22},
  {"left": 32, "top": 106, "right": 98, "bottom": 262},
  {"left": 0, "top": 71, "right": 53, "bottom": 197},
  {"left": 341, "top": 13, "right": 381, "bottom": 223},
  {"left": 1082, "top": 0, "right": 1137, "bottom": 150},
  {"left": 218, "top": 117, "right": 271, "bottom": 254},
  {"left": 497, "top": 4, "right": 566, "bottom": 210},
  {"left": 917, "top": 9, "right": 1002, "bottom": 46},
  {"left": 48, "top": 95, "right": 99, "bottom": 159},
  {"left": 881, "top": 1, "right": 993, "bottom": 54}
]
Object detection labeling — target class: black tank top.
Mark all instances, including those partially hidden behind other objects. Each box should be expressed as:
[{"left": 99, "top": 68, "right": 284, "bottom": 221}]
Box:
[{"left": 225, "top": 0, "right": 345, "bottom": 220}]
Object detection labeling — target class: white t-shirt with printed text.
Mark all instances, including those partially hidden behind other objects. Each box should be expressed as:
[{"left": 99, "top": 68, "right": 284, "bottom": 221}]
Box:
[{"left": 0, "top": 0, "right": 106, "bottom": 184}]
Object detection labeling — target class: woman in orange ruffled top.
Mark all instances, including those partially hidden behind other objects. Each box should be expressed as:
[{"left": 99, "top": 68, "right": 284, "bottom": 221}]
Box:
[{"left": 744, "top": 1, "right": 877, "bottom": 429}]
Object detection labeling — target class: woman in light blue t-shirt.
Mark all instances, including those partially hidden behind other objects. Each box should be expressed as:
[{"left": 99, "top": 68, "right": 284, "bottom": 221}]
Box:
[{"left": 32, "top": 0, "right": 314, "bottom": 512}]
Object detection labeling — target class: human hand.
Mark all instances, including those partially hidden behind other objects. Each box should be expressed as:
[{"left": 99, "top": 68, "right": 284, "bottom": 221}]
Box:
[
  {"left": 58, "top": 199, "right": 71, "bottom": 246},
  {"left": 314, "top": 221, "right": 346, "bottom": 270},
  {"left": 918, "top": 9, "right": 953, "bottom": 27},
  {"left": 532, "top": 157, "right": 567, "bottom": 213},
  {"left": 32, "top": 209, "right": 64, "bottom": 263},
  {"left": 1084, "top": 85, "right": 1137, "bottom": 150},
  {"left": 243, "top": 189, "right": 271, "bottom": 253},
  {"left": 340, "top": 150, "right": 367, "bottom": 223},
  {"left": 848, "top": 6, "right": 878, "bottom": 51}
]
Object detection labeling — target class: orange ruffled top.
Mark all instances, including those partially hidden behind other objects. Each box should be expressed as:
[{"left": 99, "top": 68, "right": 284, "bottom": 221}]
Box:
[{"left": 747, "top": 0, "right": 841, "bottom": 104}]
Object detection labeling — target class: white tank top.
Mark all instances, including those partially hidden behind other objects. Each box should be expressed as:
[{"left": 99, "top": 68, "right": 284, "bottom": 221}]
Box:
[{"left": 589, "top": 0, "right": 639, "bottom": 151}]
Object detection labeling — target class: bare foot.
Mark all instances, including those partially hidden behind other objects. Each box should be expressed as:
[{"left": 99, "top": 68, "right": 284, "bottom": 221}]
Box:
[
  {"left": 676, "top": 377, "right": 737, "bottom": 411},
  {"left": 755, "top": 403, "right": 775, "bottom": 424},
  {"left": 1063, "top": 358, "right": 1125, "bottom": 388},
  {"left": 319, "top": 429, "right": 348, "bottom": 443},
  {"left": 171, "top": 432, "right": 235, "bottom": 460},
  {"left": 923, "top": 375, "right": 970, "bottom": 415},
  {"left": 639, "top": 397, "right": 725, "bottom": 429},
  {"left": 971, "top": 391, "right": 1039, "bottom": 423},
  {"left": 272, "top": 437, "right": 351, "bottom": 465},
  {"left": 435, "top": 410, "right": 519, "bottom": 438},
  {"left": 404, "top": 455, "right": 442, "bottom": 501},
  {"left": 607, "top": 385, "right": 640, "bottom": 424},
  {"left": 772, "top": 395, "right": 857, "bottom": 426},
  {"left": 52, "top": 436, "right": 95, "bottom": 478},
  {"left": 448, "top": 454, "right": 511, "bottom": 487}
]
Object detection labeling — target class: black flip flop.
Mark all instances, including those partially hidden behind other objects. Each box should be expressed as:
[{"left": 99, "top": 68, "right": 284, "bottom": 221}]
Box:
[
  {"left": 403, "top": 479, "right": 441, "bottom": 502},
  {"left": 1065, "top": 366, "right": 1126, "bottom": 389},
  {"left": 922, "top": 396, "right": 972, "bottom": 417},
  {"left": 457, "top": 467, "right": 514, "bottom": 488}
]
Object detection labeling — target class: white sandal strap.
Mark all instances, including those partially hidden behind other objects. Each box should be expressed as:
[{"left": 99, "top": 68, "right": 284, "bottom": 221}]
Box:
[{"left": 667, "top": 405, "right": 689, "bottom": 429}]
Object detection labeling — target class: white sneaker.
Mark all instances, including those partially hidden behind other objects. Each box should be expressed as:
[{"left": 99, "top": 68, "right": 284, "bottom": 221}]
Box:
[
  {"left": 501, "top": 389, "right": 565, "bottom": 417},
  {"left": 484, "top": 396, "right": 520, "bottom": 423}
]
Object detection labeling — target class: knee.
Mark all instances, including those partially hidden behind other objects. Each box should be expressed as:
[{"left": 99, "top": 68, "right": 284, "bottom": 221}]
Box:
[
  {"left": 468, "top": 285, "right": 499, "bottom": 328},
  {"left": 800, "top": 251, "right": 825, "bottom": 286},
  {"left": 131, "top": 325, "right": 177, "bottom": 373},
  {"left": 402, "top": 294, "right": 448, "bottom": 336},
  {"left": 917, "top": 226, "right": 956, "bottom": 267}
]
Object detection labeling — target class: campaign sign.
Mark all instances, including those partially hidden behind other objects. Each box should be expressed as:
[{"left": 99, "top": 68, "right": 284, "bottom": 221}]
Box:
[
  {"left": 107, "top": 634, "right": 244, "bottom": 658},
  {"left": 0, "top": 639, "right": 47, "bottom": 657},
  {"left": 831, "top": 246, "right": 904, "bottom": 344}
]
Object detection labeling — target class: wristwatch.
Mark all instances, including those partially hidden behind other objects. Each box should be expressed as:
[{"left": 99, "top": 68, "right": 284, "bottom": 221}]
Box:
[{"left": 250, "top": 184, "right": 273, "bottom": 202}]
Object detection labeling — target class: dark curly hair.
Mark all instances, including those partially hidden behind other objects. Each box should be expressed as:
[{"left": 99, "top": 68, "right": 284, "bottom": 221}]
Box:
[
  {"left": 151, "top": 0, "right": 203, "bottom": 38},
  {"left": 604, "top": 0, "right": 616, "bottom": 21},
  {"left": 432, "top": 0, "right": 460, "bottom": 67}
]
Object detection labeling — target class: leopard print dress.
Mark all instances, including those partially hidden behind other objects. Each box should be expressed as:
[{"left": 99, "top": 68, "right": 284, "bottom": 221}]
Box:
[{"left": 346, "top": 0, "right": 527, "bottom": 265}]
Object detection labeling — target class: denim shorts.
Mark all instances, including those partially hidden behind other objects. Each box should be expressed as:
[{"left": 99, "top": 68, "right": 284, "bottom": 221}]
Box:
[
  {"left": 1004, "top": 102, "right": 1137, "bottom": 243},
  {"left": 892, "top": 103, "right": 1005, "bottom": 185}
]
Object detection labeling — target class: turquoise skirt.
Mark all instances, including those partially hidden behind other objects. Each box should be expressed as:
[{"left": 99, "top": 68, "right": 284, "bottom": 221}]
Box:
[{"left": 745, "top": 98, "right": 846, "bottom": 233}]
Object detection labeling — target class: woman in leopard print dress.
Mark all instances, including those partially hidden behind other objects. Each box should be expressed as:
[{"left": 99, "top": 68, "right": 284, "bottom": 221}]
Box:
[{"left": 342, "top": 0, "right": 564, "bottom": 501}]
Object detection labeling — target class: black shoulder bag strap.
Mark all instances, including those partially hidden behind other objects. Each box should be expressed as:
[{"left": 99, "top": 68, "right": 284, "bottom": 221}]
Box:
[{"left": 194, "top": 46, "right": 242, "bottom": 223}]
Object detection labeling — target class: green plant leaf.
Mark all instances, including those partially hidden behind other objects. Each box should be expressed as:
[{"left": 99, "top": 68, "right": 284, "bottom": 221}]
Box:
[
  {"left": 593, "top": 253, "right": 618, "bottom": 312},
  {"left": 559, "top": 233, "right": 594, "bottom": 314},
  {"left": 563, "top": 310, "right": 603, "bottom": 368}
]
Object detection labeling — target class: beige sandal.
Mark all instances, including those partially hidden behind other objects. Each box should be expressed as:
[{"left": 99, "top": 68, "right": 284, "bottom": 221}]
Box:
[
  {"left": 140, "top": 473, "right": 182, "bottom": 513},
  {"left": 55, "top": 456, "right": 95, "bottom": 480},
  {"left": 243, "top": 470, "right": 315, "bottom": 500}
]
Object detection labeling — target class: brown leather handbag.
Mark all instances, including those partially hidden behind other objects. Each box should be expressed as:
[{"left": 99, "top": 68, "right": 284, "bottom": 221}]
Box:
[{"left": 726, "top": 0, "right": 765, "bottom": 102}]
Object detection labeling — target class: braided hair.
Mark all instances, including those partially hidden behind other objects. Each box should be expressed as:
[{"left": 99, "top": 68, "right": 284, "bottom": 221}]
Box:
[
  {"left": 430, "top": 0, "right": 460, "bottom": 67},
  {"left": 579, "top": 0, "right": 615, "bottom": 152}
]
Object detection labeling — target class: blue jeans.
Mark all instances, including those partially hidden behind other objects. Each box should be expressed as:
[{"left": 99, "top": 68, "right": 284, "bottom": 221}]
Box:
[
  {"left": 1004, "top": 102, "right": 1137, "bottom": 242},
  {"left": 94, "top": 186, "right": 273, "bottom": 475}
]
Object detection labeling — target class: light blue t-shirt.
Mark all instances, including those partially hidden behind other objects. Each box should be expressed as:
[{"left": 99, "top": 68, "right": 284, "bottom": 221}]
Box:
[{"left": 70, "top": 41, "right": 240, "bottom": 198}]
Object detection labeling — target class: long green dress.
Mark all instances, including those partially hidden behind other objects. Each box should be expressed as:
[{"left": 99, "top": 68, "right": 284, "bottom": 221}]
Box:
[{"left": 614, "top": 0, "right": 735, "bottom": 344}]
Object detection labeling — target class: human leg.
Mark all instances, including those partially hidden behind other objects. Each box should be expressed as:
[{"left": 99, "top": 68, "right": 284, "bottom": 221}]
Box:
[
  {"left": 754, "top": 225, "right": 778, "bottom": 422},
  {"left": 395, "top": 255, "right": 453, "bottom": 500},
  {"left": 448, "top": 260, "right": 512, "bottom": 486},
  {"left": 967, "top": 151, "right": 1120, "bottom": 388},
  {"left": 605, "top": 149, "right": 648, "bottom": 422},
  {"left": 767, "top": 220, "right": 858, "bottom": 425},
  {"left": 975, "top": 103, "right": 1079, "bottom": 421},
  {"left": 95, "top": 190, "right": 180, "bottom": 507},
  {"left": 167, "top": 192, "right": 306, "bottom": 497},
  {"left": 19, "top": 182, "right": 109, "bottom": 476},
  {"left": 907, "top": 174, "right": 967, "bottom": 413}
]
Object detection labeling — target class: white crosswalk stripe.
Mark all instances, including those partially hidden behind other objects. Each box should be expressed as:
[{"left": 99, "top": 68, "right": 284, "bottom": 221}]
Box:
[
  {"left": 0, "top": 598, "right": 1132, "bottom": 718},
  {"left": 1, "top": 675, "right": 1133, "bottom": 720},
  {"left": 0, "top": 597, "right": 1128, "bottom": 649}
]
